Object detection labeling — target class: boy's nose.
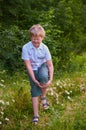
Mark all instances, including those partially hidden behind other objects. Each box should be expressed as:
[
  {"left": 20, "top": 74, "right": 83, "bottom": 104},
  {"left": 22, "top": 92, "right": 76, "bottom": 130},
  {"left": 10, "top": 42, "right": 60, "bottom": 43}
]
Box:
[
  {"left": 35, "top": 40, "right": 37, "bottom": 42},
  {"left": 33, "top": 40, "right": 37, "bottom": 42}
]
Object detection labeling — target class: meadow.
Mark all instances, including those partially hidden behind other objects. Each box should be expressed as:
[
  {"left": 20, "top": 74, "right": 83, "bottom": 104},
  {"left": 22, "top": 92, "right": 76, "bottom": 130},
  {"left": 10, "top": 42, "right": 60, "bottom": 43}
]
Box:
[
  {"left": 0, "top": 55, "right": 86, "bottom": 130},
  {"left": 0, "top": 1, "right": 86, "bottom": 129}
]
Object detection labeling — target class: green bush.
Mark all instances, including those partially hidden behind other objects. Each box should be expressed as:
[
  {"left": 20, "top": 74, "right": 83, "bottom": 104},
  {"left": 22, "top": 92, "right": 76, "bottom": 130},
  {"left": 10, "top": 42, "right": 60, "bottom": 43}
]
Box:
[
  {"left": 66, "top": 53, "right": 86, "bottom": 72},
  {"left": 0, "top": 25, "right": 29, "bottom": 73},
  {"left": 0, "top": 25, "right": 86, "bottom": 74}
]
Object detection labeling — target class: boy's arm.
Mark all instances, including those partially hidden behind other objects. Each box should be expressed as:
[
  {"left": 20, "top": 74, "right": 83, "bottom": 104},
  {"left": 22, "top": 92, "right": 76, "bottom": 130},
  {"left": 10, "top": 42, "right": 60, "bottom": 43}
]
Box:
[
  {"left": 24, "top": 60, "right": 42, "bottom": 87},
  {"left": 46, "top": 60, "right": 54, "bottom": 83},
  {"left": 41, "top": 60, "right": 54, "bottom": 88}
]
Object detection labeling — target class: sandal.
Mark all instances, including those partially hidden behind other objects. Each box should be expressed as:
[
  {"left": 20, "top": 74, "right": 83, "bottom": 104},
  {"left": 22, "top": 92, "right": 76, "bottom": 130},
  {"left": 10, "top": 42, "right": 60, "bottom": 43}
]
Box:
[
  {"left": 32, "top": 116, "right": 39, "bottom": 124},
  {"left": 41, "top": 97, "right": 49, "bottom": 109}
]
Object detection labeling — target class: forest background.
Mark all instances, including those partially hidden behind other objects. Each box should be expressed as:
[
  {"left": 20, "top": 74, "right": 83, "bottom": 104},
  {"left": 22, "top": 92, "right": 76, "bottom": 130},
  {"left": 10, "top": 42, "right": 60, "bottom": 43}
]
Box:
[
  {"left": 0, "top": 0, "right": 86, "bottom": 130},
  {"left": 0, "top": 0, "right": 86, "bottom": 73}
]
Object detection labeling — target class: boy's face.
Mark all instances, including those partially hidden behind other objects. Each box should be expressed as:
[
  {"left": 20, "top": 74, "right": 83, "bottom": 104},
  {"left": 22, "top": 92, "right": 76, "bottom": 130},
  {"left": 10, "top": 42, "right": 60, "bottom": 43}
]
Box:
[{"left": 31, "top": 35, "right": 43, "bottom": 48}]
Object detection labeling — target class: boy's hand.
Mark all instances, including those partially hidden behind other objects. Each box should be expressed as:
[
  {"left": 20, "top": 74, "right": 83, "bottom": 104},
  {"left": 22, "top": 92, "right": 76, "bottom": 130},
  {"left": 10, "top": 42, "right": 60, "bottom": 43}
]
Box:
[
  {"left": 34, "top": 80, "right": 43, "bottom": 88},
  {"left": 34, "top": 79, "right": 52, "bottom": 89},
  {"left": 40, "top": 80, "right": 52, "bottom": 88}
]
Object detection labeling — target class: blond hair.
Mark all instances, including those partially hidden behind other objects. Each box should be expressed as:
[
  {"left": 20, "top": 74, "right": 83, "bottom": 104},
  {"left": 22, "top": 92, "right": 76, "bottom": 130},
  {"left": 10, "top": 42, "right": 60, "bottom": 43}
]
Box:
[{"left": 29, "top": 24, "right": 45, "bottom": 38}]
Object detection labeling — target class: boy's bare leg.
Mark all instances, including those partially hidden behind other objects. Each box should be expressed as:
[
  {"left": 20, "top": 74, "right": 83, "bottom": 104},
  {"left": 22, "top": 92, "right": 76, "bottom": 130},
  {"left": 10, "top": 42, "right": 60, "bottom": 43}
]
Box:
[
  {"left": 41, "top": 88, "right": 47, "bottom": 104},
  {"left": 32, "top": 97, "right": 39, "bottom": 116},
  {"left": 41, "top": 88, "right": 47, "bottom": 97}
]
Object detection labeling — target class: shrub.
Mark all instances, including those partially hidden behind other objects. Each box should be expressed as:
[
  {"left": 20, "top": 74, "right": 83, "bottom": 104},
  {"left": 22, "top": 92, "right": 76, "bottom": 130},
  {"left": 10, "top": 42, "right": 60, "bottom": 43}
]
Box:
[{"left": 0, "top": 26, "right": 29, "bottom": 74}]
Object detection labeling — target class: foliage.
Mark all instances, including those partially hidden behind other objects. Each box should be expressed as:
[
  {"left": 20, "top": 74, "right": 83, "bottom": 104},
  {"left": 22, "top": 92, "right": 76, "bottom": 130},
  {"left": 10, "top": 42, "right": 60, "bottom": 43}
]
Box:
[
  {"left": 0, "top": 0, "right": 86, "bottom": 72},
  {"left": 0, "top": 64, "right": 86, "bottom": 129},
  {"left": 48, "top": 0, "right": 86, "bottom": 69},
  {"left": 0, "top": 1, "right": 86, "bottom": 129},
  {"left": 0, "top": 25, "right": 29, "bottom": 73},
  {"left": 0, "top": 0, "right": 52, "bottom": 29}
]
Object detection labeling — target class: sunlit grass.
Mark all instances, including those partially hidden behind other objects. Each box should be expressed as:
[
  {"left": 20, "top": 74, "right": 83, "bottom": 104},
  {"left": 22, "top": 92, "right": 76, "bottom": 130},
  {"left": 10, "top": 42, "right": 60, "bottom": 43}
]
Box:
[{"left": 0, "top": 69, "right": 86, "bottom": 130}]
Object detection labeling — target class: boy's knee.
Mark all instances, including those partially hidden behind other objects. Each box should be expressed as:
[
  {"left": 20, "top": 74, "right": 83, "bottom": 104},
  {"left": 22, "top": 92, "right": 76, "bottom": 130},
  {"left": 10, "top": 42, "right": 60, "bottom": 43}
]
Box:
[
  {"left": 39, "top": 73, "right": 48, "bottom": 84},
  {"left": 38, "top": 70, "right": 49, "bottom": 84},
  {"left": 38, "top": 63, "right": 49, "bottom": 84}
]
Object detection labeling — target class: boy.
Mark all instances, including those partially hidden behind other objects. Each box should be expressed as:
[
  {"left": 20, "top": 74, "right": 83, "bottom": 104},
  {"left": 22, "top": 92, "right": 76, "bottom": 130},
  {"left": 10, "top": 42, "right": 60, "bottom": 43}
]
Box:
[{"left": 22, "top": 24, "right": 54, "bottom": 124}]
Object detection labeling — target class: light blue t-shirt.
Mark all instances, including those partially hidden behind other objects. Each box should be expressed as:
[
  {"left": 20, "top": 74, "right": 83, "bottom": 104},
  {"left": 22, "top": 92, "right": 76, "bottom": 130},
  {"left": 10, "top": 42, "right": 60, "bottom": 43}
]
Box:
[{"left": 22, "top": 41, "right": 51, "bottom": 70}]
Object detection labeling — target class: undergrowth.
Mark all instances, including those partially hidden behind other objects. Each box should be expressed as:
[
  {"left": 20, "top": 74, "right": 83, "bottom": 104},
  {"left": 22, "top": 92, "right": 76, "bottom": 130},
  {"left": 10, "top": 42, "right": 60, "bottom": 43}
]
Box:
[{"left": 0, "top": 59, "right": 86, "bottom": 130}]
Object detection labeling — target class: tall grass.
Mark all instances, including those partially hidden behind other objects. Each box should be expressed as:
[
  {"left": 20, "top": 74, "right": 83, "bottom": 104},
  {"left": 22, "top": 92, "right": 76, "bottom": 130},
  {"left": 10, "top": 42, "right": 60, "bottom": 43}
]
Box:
[{"left": 0, "top": 54, "right": 86, "bottom": 130}]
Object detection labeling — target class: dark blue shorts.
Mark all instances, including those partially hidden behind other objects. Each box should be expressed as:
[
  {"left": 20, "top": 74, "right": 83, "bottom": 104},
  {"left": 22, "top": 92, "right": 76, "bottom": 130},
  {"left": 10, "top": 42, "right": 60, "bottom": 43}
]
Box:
[{"left": 28, "top": 63, "right": 49, "bottom": 97}]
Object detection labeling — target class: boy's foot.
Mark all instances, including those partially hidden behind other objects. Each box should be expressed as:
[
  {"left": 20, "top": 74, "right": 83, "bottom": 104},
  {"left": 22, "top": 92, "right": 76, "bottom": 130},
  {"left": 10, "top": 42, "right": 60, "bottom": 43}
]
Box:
[
  {"left": 32, "top": 116, "right": 39, "bottom": 124},
  {"left": 41, "top": 97, "right": 49, "bottom": 109}
]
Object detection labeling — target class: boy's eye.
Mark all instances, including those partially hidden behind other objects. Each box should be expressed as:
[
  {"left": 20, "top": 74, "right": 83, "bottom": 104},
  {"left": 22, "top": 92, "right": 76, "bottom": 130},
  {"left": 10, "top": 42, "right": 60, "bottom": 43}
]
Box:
[{"left": 33, "top": 39, "right": 38, "bottom": 41}]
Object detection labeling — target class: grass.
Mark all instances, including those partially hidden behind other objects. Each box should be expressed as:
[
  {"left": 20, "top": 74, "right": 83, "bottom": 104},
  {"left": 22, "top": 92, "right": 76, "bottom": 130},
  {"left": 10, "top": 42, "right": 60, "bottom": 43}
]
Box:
[{"left": 0, "top": 68, "right": 86, "bottom": 130}]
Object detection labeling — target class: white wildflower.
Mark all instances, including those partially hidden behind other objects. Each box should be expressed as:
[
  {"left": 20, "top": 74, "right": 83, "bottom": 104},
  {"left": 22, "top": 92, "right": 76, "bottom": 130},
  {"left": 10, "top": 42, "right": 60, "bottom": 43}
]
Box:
[
  {"left": 50, "top": 88, "right": 53, "bottom": 91},
  {"left": 51, "top": 92, "right": 54, "bottom": 95},
  {"left": 0, "top": 121, "right": 2, "bottom": 125},
  {"left": 70, "top": 90, "right": 72, "bottom": 93},
  {"left": 1, "top": 111, "right": 4, "bottom": 115},
  {"left": 63, "top": 83, "right": 66, "bottom": 87},
  {"left": 65, "top": 90, "right": 70, "bottom": 95},
  {"left": 6, "top": 101, "right": 10, "bottom": 106},
  {"left": 56, "top": 93, "right": 59, "bottom": 98},
  {"left": 1, "top": 79, "right": 4, "bottom": 82},
  {"left": 0, "top": 100, "right": 5, "bottom": 105},
  {"left": 56, "top": 82, "right": 60, "bottom": 86},
  {"left": 56, "top": 100, "right": 59, "bottom": 104},
  {"left": 5, "top": 117, "right": 9, "bottom": 121},
  {"left": 13, "top": 82, "right": 16, "bottom": 84},
  {"left": 67, "top": 96, "right": 72, "bottom": 101},
  {"left": 56, "top": 97, "right": 59, "bottom": 104},
  {"left": 12, "top": 99, "right": 15, "bottom": 102},
  {"left": 59, "top": 85, "right": 63, "bottom": 89},
  {"left": 1, "top": 106, "right": 4, "bottom": 111},
  {"left": 47, "top": 88, "right": 51, "bottom": 91},
  {"left": 0, "top": 83, "right": 5, "bottom": 87},
  {"left": 0, "top": 70, "right": 6, "bottom": 74},
  {"left": 47, "top": 92, "right": 51, "bottom": 95}
]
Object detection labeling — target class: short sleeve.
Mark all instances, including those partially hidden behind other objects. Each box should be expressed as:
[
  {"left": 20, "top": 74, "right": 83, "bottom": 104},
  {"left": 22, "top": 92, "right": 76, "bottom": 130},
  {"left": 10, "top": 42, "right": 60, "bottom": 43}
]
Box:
[
  {"left": 22, "top": 45, "right": 30, "bottom": 60},
  {"left": 44, "top": 46, "right": 52, "bottom": 60}
]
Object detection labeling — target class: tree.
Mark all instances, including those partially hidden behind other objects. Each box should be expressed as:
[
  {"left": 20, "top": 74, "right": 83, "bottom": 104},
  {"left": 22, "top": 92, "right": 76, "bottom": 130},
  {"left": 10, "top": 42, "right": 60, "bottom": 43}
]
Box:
[{"left": 0, "top": 0, "right": 86, "bottom": 72}]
